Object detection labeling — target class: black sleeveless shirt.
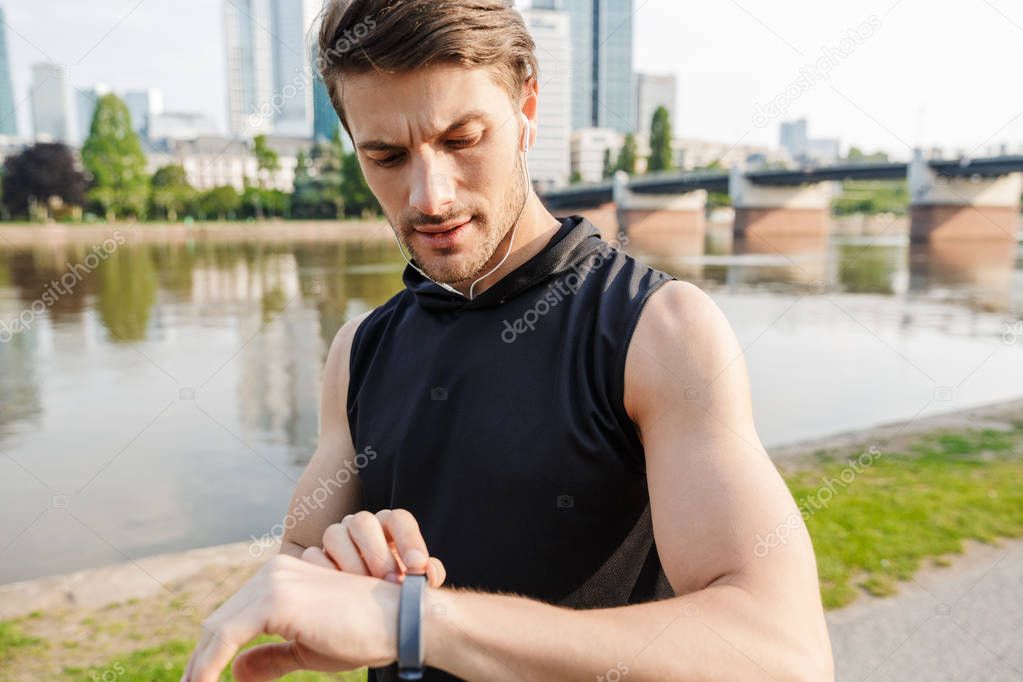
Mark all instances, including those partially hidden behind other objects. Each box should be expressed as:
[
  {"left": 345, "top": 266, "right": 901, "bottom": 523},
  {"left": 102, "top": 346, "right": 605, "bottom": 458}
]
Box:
[{"left": 347, "top": 215, "right": 676, "bottom": 681}]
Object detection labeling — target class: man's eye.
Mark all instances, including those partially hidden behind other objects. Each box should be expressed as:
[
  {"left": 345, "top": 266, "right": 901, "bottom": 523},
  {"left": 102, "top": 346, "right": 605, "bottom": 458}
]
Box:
[
  {"left": 373, "top": 155, "right": 403, "bottom": 167},
  {"left": 447, "top": 135, "right": 480, "bottom": 148}
]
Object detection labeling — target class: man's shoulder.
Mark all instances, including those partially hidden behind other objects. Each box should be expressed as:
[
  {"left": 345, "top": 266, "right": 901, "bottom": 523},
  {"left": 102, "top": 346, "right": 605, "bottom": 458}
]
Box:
[
  {"left": 632, "top": 280, "right": 735, "bottom": 362},
  {"left": 625, "top": 280, "right": 743, "bottom": 413},
  {"left": 326, "top": 288, "right": 410, "bottom": 369},
  {"left": 636, "top": 279, "right": 715, "bottom": 332},
  {"left": 578, "top": 238, "right": 675, "bottom": 303},
  {"left": 347, "top": 286, "right": 415, "bottom": 337}
]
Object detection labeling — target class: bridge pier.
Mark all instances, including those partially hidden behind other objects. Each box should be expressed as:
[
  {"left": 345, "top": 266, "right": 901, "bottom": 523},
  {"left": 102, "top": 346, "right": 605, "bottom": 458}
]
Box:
[
  {"left": 909, "top": 151, "right": 1022, "bottom": 242},
  {"left": 729, "top": 166, "right": 833, "bottom": 240},
  {"left": 612, "top": 171, "right": 707, "bottom": 249}
]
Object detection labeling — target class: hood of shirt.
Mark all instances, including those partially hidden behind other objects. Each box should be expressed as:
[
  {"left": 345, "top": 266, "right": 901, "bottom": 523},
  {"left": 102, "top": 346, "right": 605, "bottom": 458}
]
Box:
[{"left": 400, "top": 215, "right": 608, "bottom": 313}]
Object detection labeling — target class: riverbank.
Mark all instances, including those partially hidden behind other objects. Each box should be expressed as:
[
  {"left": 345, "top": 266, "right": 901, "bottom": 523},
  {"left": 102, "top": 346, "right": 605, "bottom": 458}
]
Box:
[
  {"left": 1, "top": 398, "right": 1021, "bottom": 680},
  {"left": 0, "top": 212, "right": 919, "bottom": 248},
  {"left": 0, "top": 219, "right": 392, "bottom": 248}
]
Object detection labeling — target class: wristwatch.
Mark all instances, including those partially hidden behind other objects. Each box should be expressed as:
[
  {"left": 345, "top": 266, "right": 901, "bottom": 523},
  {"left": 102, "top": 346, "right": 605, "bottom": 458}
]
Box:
[{"left": 397, "top": 573, "right": 426, "bottom": 680}]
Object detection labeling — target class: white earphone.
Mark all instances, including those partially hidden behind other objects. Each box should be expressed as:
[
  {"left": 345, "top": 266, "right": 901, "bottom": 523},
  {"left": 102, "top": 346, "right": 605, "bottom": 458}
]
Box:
[
  {"left": 519, "top": 112, "right": 531, "bottom": 153},
  {"left": 386, "top": 110, "right": 533, "bottom": 301},
  {"left": 462, "top": 112, "right": 530, "bottom": 299}
]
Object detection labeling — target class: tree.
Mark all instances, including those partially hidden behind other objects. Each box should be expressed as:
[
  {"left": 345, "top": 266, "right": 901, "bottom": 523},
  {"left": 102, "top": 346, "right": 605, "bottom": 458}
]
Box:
[
  {"left": 845, "top": 147, "right": 890, "bottom": 164},
  {"left": 1, "top": 143, "right": 87, "bottom": 220},
  {"left": 614, "top": 133, "right": 637, "bottom": 175},
  {"left": 81, "top": 94, "right": 149, "bottom": 220},
  {"left": 252, "top": 134, "right": 281, "bottom": 190},
  {"left": 150, "top": 164, "right": 195, "bottom": 221},
  {"left": 241, "top": 179, "right": 263, "bottom": 220},
  {"left": 601, "top": 148, "right": 615, "bottom": 180},
  {"left": 199, "top": 185, "right": 241, "bottom": 221},
  {"left": 291, "top": 148, "right": 321, "bottom": 218},
  {"left": 261, "top": 188, "right": 290, "bottom": 217},
  {"left": 340, "top": 147, "right": 379, "bottom": 217},
  {"left": 292, "top": 139, "right": 345, "bottom": 219},
  {"left": 648, "top": 106, "right": 674, "bottom": 173},
  {"left": 241, "top": 180, "right": 289, "bottom": 219}
]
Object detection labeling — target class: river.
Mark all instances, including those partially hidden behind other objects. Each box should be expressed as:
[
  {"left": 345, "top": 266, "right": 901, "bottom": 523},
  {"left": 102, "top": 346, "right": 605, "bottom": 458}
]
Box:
[{"left": 0, "top": 218, "right": 1021, "bottom": 584}]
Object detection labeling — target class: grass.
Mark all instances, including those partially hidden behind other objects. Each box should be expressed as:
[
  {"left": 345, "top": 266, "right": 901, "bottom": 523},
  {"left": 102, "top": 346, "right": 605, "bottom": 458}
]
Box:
[
  {"left": 2, "top": 421, "right": 1021, "bottom": 678},
  {"left": 0, "top": 620, "right": 48, "bottom": 662},
  {"left": 61, "top": 636, "right": 365, "bottom": 682},
  {"left": 785, "top": 425, "right": 1023, "bottom": 608}
]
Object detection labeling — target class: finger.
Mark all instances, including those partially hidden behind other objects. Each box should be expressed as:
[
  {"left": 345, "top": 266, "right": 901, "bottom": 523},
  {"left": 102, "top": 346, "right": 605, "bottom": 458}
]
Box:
[
  {"left": 300, "top": 546, "right": 336, "bottom": 570},
  {"left": 189, "top": 615, "right": 258, "bottom": 682},
  {"left": 183, "top": 648, "right": 198, "bottom": 682},
  {"left": 426, "top": 557, "right": 447, "bottom": 588},
  {"left": 321, "top": 519, "right": 370, "bottom": 575},
  {"left": 347, "top": 511, "right": 401, "bottom": 579},
  {"left": 184, "top": 617, "right": 215, "bottom": 681},
  {"left": 378, "top": 509, "right": 429, "bottom": 575},
  {"left": 189, "top": 594, "right": 266, "bottom": 682},
  {"left": 232, "top": 642, "right": 303, "bottom": 682}
]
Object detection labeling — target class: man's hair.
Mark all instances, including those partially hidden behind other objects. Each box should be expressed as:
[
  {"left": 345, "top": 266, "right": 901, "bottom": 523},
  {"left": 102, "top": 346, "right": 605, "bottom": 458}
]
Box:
[{"left": 317, "top": 0, "right": 538, "bottom": 140}]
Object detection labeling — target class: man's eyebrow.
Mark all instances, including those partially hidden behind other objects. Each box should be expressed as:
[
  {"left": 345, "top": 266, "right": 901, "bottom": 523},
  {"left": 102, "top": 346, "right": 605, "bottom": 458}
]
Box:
[{"left": 355, "top": 110, "right": 492, "bottom": 152}]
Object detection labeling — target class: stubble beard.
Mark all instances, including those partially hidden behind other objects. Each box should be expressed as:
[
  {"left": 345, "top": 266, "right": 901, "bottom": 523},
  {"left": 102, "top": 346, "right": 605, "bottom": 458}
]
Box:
[{"left": 401, "top": 153, "right": 527, "bottom": 287}]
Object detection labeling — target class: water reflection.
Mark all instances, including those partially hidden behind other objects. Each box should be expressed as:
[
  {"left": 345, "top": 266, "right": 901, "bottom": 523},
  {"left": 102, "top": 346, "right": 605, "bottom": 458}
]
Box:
[
  {"left": 0, "top": 330, "right": 42, "bottom": 437},
  {"left": 836, "top": 241, "right": 903, "bottom": 295},
  {"left": 0, "top": 220, "right": 1020, "bottom": 584},
  {"left": 98, "top": 247, "right": 158, "bottom": 341},
  {"left": 909, "top": 240, "right": 1020, "bottom": 313}
]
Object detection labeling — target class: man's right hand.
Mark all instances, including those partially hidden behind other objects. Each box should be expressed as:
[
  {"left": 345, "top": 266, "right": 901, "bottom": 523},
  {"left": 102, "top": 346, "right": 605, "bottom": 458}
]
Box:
[{"left": 300, "top": 508, "right": 447, "bottom": 588}]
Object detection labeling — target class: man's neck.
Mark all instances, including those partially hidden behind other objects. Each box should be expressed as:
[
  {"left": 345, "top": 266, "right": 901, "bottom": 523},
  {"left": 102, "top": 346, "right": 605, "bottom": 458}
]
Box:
[{"left": 451, "top": 194, "right": 561, "bottom": 299}]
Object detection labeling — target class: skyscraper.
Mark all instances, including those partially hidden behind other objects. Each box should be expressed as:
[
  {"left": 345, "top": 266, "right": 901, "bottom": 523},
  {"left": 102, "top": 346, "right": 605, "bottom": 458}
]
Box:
[
  {"left": 779, "top": 119, "right": 808, "bottom": 161},
  {"left": 75, "top": 84, "right": 110, "bottom": 144},
  {"left": 522, "top": 8, "right": 572, "bottom": 191},
  {"left": 534, "top": 0, "right": 635, "bottom": 134},
  {"left": 124, "top": 88, "right": 164, "bottom": 140},
  {"left": 224, "top": 0, "right": 274, "bottom": 136},
  {"left": 29, "top": 63, "right": 74, "bottom": 143},
  {"left": 268, "top": 0, "right": 321, "bottom": 136},
  {"left": 223, "top": 0, "right": 321, "bottom": 138},
  {"left": 634, "top": 72, "right": 676, "bottom": 136},
  {"left": 312, "top": 72, "right": 339, "bottom": 142},
  {"left": 0, "top": 7, "right": 17, "bottom": 137},
  {"left": 309, "top": 0, "right": 340, "bottom": 144},
  {"left": 779, "top": 118, "right": 840, "bottom": 165}
]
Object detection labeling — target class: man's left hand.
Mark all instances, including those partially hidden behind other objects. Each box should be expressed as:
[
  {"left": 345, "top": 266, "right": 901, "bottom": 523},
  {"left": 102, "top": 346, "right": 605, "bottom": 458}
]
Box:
[{"left": 301, "top": 508, "right": 447, "bottom": 588}]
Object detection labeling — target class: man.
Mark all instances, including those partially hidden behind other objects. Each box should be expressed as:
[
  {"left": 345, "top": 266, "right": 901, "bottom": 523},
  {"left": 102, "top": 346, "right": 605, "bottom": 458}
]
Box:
[{"left": 183, "top": 1, "right": 833, "bottom": 680}]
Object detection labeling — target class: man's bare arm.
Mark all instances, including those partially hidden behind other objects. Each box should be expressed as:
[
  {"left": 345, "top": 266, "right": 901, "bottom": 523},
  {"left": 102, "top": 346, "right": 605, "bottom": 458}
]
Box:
[
  {"left": 419, "top": 281, "right": 833, "bottom": 680},
  {"left": 279, "top": 311, "right": 371, "bottom": 558}
]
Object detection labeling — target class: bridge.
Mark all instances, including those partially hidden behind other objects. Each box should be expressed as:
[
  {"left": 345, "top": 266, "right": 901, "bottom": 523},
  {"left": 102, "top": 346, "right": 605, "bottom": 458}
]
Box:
[{"left": 539, "top": 153, "right": 1023, "bottom": 243}]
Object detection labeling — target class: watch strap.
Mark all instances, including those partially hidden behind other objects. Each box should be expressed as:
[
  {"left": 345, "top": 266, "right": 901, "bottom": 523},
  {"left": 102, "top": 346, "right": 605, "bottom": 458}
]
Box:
[{"left": 397, "top": 573, "right": 426, "bottom": 679}]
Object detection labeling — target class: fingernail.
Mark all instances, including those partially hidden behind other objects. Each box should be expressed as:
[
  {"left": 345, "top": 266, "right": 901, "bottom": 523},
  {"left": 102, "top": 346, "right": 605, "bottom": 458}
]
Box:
[
  {"left": 404, "top": 549, "right": 426, "bottom": 569},
  {"left": 385, "top": 572, "right": 398, "bottom": 583}
]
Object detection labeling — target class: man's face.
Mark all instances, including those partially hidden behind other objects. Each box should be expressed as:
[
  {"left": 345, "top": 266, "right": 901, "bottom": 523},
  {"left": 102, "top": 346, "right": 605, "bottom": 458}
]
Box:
[{"left": 343, "top": 64, "right": 528, "bottom": 286}]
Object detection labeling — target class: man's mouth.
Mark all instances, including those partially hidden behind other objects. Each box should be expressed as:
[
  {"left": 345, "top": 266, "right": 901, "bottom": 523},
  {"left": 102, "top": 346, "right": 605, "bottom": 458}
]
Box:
[{"left": 412, "top": 218, "right": 473, "bottom": 248}]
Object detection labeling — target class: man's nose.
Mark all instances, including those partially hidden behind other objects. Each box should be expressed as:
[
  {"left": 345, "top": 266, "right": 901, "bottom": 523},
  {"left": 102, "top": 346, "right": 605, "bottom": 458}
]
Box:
[{"left": 409, "top": 153, "right": 455, "bottom": 216}]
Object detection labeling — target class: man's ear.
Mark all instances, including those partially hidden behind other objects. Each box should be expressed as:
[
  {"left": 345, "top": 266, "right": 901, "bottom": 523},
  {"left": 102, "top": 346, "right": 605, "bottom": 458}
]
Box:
[{"left": 519, "top": 79, "right": 539, "bottom": 151}]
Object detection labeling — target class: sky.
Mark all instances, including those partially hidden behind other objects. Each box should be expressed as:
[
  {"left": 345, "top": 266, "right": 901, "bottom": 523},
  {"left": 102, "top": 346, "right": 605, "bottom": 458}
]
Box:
[{"left": 5, "top": 0, "right": 1023, "bottom": 161}]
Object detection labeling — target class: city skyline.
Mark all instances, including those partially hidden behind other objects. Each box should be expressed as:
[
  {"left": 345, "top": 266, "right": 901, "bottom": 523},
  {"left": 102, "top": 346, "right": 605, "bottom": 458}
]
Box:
[
  {"left": 2, "top": 0, "right": 1023, "bottom": 158},
  {"left": 224, "top": 0, "right": 321, "bottom": 137},
  {"left": 534, "top": 0, "right": 636, "bottom": 135}
]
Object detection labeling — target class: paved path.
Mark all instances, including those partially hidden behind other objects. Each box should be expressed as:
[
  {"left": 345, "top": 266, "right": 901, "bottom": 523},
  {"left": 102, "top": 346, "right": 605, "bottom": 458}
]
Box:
[{"left": 827, "top": 538, "right": 1023, "bottom": 681}]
